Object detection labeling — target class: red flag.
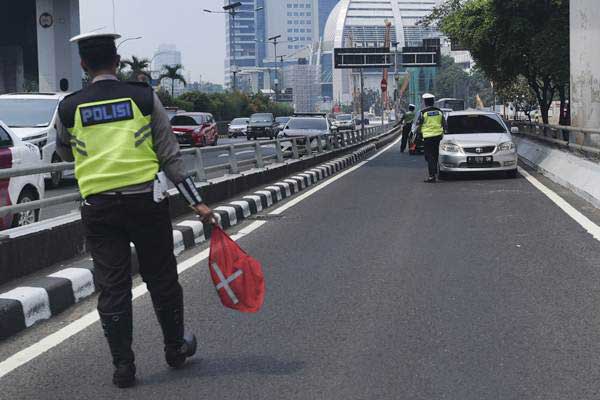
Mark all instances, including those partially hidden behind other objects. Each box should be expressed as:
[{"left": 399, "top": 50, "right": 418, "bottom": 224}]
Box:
[{"left": 208, "top": 226, "right": 265, "bottom": 313}]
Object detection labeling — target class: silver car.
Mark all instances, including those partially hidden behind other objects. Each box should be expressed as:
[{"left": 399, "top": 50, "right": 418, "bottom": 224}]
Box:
[
  {"left": 228, "top": 117, "right": 249, "bottom": 138},
  {"left": 439, "top": 111, "right": 518, "bottom": 178}
]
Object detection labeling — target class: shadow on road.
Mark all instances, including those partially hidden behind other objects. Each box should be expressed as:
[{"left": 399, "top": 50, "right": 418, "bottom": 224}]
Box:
[{"left": 141, "top": 355, "right": 305, "bottom": 386}]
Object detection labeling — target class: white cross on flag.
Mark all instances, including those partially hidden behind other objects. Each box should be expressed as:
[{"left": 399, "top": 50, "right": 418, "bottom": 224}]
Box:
[{"left": 208, "top": 226, "right": 265, "bottom": 313}]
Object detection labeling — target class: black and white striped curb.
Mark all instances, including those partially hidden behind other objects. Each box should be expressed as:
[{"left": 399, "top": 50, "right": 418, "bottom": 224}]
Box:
[{"left": 0, "top": 143, "right": 377, "bottom": 340}]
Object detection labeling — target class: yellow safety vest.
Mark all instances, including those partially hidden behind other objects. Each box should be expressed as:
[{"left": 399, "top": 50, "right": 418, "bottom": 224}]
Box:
[
  {"left": 68, "top": 97, "right": 159, "bottom": 198},
  {"left": 404, "top": 111, "right": 415, "bottom": 124},
  {"left": 421, "top": 110, "right": 444, "bottom": 138}
]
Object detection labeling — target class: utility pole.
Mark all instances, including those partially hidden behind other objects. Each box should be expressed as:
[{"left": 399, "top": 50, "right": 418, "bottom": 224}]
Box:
[
  {"left": 360, "top": 68, "right": 365, "bottom": 138},
  {"left": 268, "top": 35, "right": 282, "bottom": 101}
]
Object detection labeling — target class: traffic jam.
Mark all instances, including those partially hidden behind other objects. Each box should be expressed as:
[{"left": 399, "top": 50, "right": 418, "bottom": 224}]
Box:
[{"left": 0, "top": 91, "right": 518, "bottom": 232}]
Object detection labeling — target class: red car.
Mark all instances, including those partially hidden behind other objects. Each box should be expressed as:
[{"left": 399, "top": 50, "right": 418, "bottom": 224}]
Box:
[{"left": 170, "top": 112, "right": 219, "bottom": 147}]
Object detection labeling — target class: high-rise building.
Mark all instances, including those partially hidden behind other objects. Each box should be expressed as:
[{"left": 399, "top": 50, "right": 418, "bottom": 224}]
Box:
[{"left": 224, "top": 0, "right": 265, "bottom": 90}]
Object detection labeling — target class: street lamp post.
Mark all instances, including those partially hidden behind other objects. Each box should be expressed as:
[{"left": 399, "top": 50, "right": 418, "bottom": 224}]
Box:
[
  {"left": 117, "top": 36, "right": 142, "bottom": 50},
  {"left": 268, "top": 35, "right": 282, "bottom": 101}
]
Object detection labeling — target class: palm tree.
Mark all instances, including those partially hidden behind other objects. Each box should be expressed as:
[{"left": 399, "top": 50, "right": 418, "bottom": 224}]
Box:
[
  {"left": 121, "top": 56, "right": 151, "bottom": 81},
  {"left": 158, "top": 64, "right": 187, "bottom": 97}
]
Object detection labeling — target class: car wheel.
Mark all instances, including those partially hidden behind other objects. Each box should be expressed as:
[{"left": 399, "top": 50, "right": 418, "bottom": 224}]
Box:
[
  {"left": 211, "top": 136, "right": 218, "bottom": 146},
  {"left": 11, "top": 188, "right": 39, "bottom": 228},
  {"left": 506, "top": 169, "right": 518, "bottom": 179},
  {"left": 46, "top": 153, "right": 63, "bottom": 189}
]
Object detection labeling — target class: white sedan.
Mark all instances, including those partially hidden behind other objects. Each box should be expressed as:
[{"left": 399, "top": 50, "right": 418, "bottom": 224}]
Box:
[
  {"left": 439, "top": 111, "right": 518, "bottom": 178},
  {"left": 0, "top": 120, "right": 45, "bottom": 230}
]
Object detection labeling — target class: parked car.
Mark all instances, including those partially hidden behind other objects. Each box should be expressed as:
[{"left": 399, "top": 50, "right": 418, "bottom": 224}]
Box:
[
  {"left": 170, "top": 112, "right": 218, "bottom": 147},
  {"left": 439, "top": 111, "right": 518, "bottom": 178},
  {"left": 275, "top": 116, "right": 291, "bottom": 136},
  {"left": 0, "top": 92, "right": 71, "bottom": 188},
  {"left": 247, "top": 113, "right": 277, "bottom": 140},
  {"left": 0, "top": 120, "right": 45, "bottom": 230},
  {"left": 228, "top": 117, "right": 249, "bottom": 138},
  {"left": 333, "top": 114, "right": 356, "bottom": 131},
  {"left": 281, "top": 115, "right": 333, "bottom": 145}
]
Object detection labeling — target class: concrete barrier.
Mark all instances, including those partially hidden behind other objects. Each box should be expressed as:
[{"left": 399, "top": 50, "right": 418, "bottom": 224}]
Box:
[{"left": 514, "top": 135, "right": 600, "bottom": 208}]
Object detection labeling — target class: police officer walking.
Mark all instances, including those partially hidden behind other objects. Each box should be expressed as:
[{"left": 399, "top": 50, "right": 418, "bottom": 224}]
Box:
[
  {"left": 399, "top": 104, "right": 416, "bottom": 153},
  {"left": 56, "top": 32, "right": 215, "bottom": 388},
  {"left": 415, "top": 93, "right": 446, "bottom": 182}
]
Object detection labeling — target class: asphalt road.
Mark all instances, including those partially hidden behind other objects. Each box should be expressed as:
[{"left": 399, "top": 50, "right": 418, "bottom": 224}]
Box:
[
  {"left": 39, "top": 137, "right": 278, "bottom": 221},
  {"left": 3, "top": 139, "right": 600, "bottom": 399}
]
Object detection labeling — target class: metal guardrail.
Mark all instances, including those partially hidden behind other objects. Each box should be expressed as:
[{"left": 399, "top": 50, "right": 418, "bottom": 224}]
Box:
[
  {"left": 512, "top": 120, "right": 600, "bottom": 156},
  {"left": 0, "top": 124, "right": 392, "bottom": 219}
]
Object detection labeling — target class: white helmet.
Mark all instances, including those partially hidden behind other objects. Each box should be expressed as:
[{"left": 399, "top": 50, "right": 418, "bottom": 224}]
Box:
[{"left": 422, "top": 93, "right": 435, "bottom": 100}]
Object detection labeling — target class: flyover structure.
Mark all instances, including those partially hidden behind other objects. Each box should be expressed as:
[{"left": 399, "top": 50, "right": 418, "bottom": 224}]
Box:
[
  {"left": 570, "top": 0, "right": 600, "bottom": 132},
  {"left": 0, "top": 0, "right": 80, "bottom": 94}
]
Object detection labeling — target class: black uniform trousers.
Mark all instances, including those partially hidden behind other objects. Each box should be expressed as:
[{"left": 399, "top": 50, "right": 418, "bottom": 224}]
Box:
[
  {"left": 423, "top": 135, "right": 443, "bottom": 177},
  {"left": 400, "top": 123, "right": 412, "bottom": 152},
  {"left": 81, "top": 193, "right": 183, "bottom": 315}
]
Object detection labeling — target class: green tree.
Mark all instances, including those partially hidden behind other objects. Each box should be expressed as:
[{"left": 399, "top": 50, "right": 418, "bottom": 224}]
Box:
[
  {"left": 158, "top": 64, "right": 187, "bottom": 97},
  {"left": 434, "top": 56, "right": 494, "bottom": 108},
  {"left": 496, "top": 75, "right": 538, "bottom": 120},
  {"left": 121, "top": 55, "right": 151, "bottom": 81},
  {"left": 425, "top": 0, "right": 569, "bottom": 124}
]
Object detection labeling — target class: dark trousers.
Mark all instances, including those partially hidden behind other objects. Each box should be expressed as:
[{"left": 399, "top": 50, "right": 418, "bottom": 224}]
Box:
[
  {"left": 423, "top": 136, "right": 442, "bottom": 177},
  {"left": 400, "top": 124, "right": 411, "bottom": 152},
  {"left": 81, "top": 193, "right": 183, "bottom": 315}
]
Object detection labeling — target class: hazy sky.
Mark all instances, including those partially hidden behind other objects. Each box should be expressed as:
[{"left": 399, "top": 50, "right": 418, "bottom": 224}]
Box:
[{"left": 79, "top": 0, "right": 226, "bottom": 84}]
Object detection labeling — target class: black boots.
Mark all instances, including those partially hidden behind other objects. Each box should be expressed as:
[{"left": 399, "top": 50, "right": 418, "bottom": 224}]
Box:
[
  {"left": 154, "top": 304, "right": 197, "bottom": 369},
  {"left": 99, "top": 311, "right": 136, "bottom": 388}
]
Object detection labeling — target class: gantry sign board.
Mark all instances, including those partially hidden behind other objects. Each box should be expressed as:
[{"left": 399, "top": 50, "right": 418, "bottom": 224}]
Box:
[
  {"left": 401, "top": 46, "right": 441, "bottom": 67},
  {"left": 334, "top": 47, "right": 393, "bottom": 69}
]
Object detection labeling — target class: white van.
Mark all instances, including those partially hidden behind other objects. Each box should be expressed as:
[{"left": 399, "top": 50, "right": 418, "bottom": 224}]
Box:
[{"left": 0, "top": 93, "right": 72, "bottom": 188}]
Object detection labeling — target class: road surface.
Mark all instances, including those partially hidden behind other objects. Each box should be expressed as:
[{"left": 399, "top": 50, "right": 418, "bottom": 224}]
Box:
[{"left": 2, "top": 138, "right": 600, "bottom": 399}]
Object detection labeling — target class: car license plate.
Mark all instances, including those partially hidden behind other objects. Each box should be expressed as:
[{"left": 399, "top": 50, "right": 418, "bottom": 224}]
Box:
[{"left": 467, "top": 156, "right": 493, "bottom": 164}]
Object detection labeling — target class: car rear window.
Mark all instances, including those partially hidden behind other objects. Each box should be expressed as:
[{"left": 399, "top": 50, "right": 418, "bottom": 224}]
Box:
[
  {"left": 446, "top": 114, "right": 507, "bottom": 134},
  {"left": 250, "top": 114, "right": 273, "bottom": 122},
  {"left": 171, "top": 115, "right": 203, "bottom": 126},
  {"left": 286, "top": 118, "right": 327, "bottom": 130}
]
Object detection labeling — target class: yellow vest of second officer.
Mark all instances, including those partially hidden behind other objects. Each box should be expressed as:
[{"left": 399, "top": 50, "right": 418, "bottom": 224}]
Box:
[{"left": 421, "top": 110, "right": 444, "bottom": 138}]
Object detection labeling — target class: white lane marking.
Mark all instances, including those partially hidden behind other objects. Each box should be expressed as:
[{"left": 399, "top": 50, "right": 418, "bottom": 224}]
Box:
[
  {"left": 230, "top": 201, "right": 252, "bottom": 218},
  {"left": 49, "top": 268, "right": 95, "bottom": 303},
  {"left": 0, "top": 220, "right": 267, "bottom": 380},
  {"left": 217, "top": 150, "right": 255, "bottom": 158},
  {"left": 518, "top": 167, "right": 600, "bottom": 242},
  {"left": 243, "top": 195, "right": 263, "bottom": 212},
  {"left": 270, "top": 136, "right": 402, "bottom": 216},
  {"left": 177, "top": 220, "right": 205, "bottom": 243},
  {"left": 211, "top": 263, "right": 243, "bottom": 304},
  {"left": 0, "top": 287, "right": 51, "bottom": 328},
  {"left": 215, "top": 206, "right": 238, "bottom": 226}
]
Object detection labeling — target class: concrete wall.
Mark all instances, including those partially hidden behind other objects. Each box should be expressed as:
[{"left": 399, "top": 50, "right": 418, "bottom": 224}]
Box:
[
  {"left": 36, "top": 0, "right": 81, "bottom": 93},
  {"left": 570, "top": 0, "right": 600, "bottom": 130}
]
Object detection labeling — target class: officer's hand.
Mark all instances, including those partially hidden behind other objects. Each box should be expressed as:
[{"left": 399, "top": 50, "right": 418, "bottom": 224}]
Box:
[{"left": 193, "top": 203, "right": 217, "bottom": 224}]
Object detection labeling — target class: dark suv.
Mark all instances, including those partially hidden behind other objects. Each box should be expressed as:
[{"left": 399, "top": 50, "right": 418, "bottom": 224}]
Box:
[{"left": 247, "top": 113, "right": 277, "bottom": 140}]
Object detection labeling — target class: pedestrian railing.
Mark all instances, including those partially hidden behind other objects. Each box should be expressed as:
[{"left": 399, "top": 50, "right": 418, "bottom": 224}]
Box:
[
  {"left": 511, "top": 120, "right": 600, "bottom": 157},
  {"left": 0, "top": 124, "right": 392, "bottom": 220}
]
